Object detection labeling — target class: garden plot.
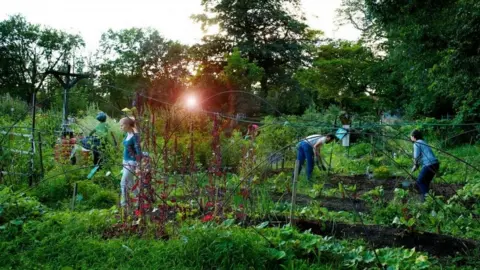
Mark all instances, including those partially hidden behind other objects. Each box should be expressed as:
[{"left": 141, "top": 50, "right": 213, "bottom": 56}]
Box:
[
  {"left": 292, "top": 219, "right": 478, "bottom": 258},
  {"left": 271, "top": 174, "right": 463, "bottom": 214}
]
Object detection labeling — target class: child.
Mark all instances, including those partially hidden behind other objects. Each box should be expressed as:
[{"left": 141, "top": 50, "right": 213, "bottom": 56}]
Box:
[
  {"left": 410, "top": 129, "right": 440, "bottom": 202},
  {"left": 88, "top": 112, "right": 110, "bottom": 166},
  {"left": 119, "top": 117, "right": 142, "bottom": 207},
  {"left": 295, "top": 134, "right": 335, "bottom": 181}
]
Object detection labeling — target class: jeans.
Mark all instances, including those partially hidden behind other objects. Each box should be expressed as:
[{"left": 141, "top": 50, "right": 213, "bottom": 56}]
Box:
[
  {"left": 296, "top": 141, "right": 314, "bottom": 180},
  {"left": 417, "top": 162, "right": 440, "bottom": 201},
  {"left": 120, "top": 160, "right": 137, "bottom": 206}
]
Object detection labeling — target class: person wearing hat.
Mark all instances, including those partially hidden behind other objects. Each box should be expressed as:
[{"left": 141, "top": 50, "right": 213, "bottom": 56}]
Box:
[
  {"left": 410, "top": 129, "right": 440, "bottom": 202},
  {"left": 88, "top": 112, "right": 115, "bottom": 167}
]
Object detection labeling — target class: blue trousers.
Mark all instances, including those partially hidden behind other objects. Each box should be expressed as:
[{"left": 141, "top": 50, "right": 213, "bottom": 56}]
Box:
[
  {"left": 296, "top": 141, "right": 314, "bottom": 180},
  {"left": 417, "top": 163, "right": 439, "bottom": 200}
]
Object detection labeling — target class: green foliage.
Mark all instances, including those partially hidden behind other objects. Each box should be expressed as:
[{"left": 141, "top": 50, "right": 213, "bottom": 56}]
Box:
[
  {"left": 74, "top": 181, "right": 117, "bottom": 209},
  {"left": 221, "top": 130, "right": 249, "bottom": 168},
  {"left": 97, "top": 27, "right": 191, "bottom": 110},
  {"left": 0, "top": 187, "right": 47, "bottom": 228},
  {"left": 373, "top": 166, "right": 391, "bottom": 180},
  {"left": 0, "top": 14, "right": 84, "bottom": 102},
  {"left": 296, "top": 40, "right": 379, "bottom": 114},
  {"left": 31, "top": 165, "right": 89, "bottom": 206},
  {"left": 220, "top": 48, "right": 265, "bottom": 114},
  {"left": 0, "top": 94, "right": 28, "bottom": 122},
  {"left": 193, "top": 0, "right": 320, "bottom": 114},
  {"left": 264, "top": 225, "right": 432, "bottom": 269},
  {"left": 348, "top": 143, "right": 371, "bottom": 158},
  {"left": 360, "top": 0, "right": 480, "bottom": 121}
]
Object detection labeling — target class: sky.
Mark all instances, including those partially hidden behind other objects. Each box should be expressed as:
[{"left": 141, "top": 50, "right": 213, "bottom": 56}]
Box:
[{"left": 1, "top": 0, "right": 361, "bottom": 52}]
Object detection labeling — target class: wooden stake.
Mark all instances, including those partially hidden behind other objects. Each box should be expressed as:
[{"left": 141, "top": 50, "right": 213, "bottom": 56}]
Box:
[
  {"left": 289, "top": 160, "right": 300, "bottom": 225},
  {"left": 71, "top": 182, "right": 78, "bottom": 210}
]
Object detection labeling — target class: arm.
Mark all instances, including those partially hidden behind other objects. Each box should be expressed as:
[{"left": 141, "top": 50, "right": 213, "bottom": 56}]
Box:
[
  {"left": 313, "top": 139, "right": 324, "bottom": 158},
  {"left": 89, "top": 129, "right": 96, "bottom": 137},
  {"left": 411, "top": 143, "right": 421, "bottom": 172},
  {"left": 313, "top": 141, "right": 327, "bottom": 170}
]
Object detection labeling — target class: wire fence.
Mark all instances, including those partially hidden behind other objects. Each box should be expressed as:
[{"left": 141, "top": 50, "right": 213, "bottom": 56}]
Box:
[{"left": 1, "top": 86, "right": 479, "bottom": 263}]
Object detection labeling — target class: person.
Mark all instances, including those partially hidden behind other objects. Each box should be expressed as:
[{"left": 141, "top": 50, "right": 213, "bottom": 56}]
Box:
[
  {"left": 295, "top": 133, "right": 335, "bottom": 181},
  {"left": 410, "top": 129, "right": 440, "bottom": 202},
  {"left": 119, "top": 117, "right": 142, "bottom": 207},
  {"left": 88, "top": 112, "right": 113, "bottom": 167},
  {"left": 245, "top": 124, "right": 259, "bottom": 139}
]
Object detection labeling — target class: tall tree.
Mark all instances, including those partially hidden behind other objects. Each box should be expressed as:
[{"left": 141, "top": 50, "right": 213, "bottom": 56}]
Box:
[
  {"left": 360, "top": 0, "right": 480, "bottom": 121},
  {"left": 97, "top": 28, "right": 191, "bottom": 110},
  {"left": 296, "top": 40, "right": 380, "bottom": 115},
  {"left": 220, "top": 48, "right": 264, "bottom": 114},
  {"left": 192, "top": 0, "right": 321, "bottom": 114},
  {"left": 0, "top": 15, "right": 84, "bottom": 103}
]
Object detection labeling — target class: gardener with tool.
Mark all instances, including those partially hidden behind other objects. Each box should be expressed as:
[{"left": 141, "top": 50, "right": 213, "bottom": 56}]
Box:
[
  {"left": 410, "top": 129, "right": 440, "bottom": 202},
  {"left": 295, "top": 134, "right": 335, "bottom": 181}
]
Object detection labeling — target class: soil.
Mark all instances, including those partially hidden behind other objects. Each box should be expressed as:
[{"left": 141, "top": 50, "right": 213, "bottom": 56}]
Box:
[
  {"left": 271, "top": 192, "right": 369, "bottom": 213},
  {"left": 293, "top": 219, "right": 478, "bottom": 257},
  {"left": 270, "top": 175, "right": 462, "bottom": 214},
  {"left": 327, "top": 175, "right": 463, "bottom": 200},
  {"left": 255, "top": 218, "right": 478, "bottom": 257}
]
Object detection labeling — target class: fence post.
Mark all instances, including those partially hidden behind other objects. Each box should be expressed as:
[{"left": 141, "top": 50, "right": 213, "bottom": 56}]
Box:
[
  {"left": 71, "top": 182, "right": 78, "bottom": 210},
  {"left": 327, "top": 117, "right": 337, "bottom": 175},
  {"left": 37, "top": 131, "right": 44, "bottom": 178},
  {"left": 289, "top": 160, "right": 300, "bottom": 225},
  {"left": 29, "top": 90, "right": 37, "bottom": 186}
]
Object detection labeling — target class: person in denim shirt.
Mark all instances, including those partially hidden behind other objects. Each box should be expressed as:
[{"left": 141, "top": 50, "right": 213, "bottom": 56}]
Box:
[{"left": 410, "top": 129, "right": 440, "bottom": 202}]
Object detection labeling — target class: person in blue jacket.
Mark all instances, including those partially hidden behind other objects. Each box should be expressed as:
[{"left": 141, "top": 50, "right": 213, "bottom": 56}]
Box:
[
  {"left": 410, "top": 129, "right": 440, "bottom": 202},
  {"left": 119, "top": 117, "right": 142, "bottom": 207},
  {"left": 296, "top": 133, "right": 335, "bottom": 181}
]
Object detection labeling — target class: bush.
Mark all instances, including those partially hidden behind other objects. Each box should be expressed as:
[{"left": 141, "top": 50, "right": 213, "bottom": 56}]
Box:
[
  {"left": 32, "top": 166, "right": 90, "bottom": 206},
  {"left": 0, "top": 187, "right": 47, "bottom": 226},
  {"left": 0, "top": 93, "right": 28, "bottom": 122},
  {"left": 373, "top": 166, "right": 392, "bottom": 179},
  {"left": 348, "top": 143, "right": 371, "bottom": 158},
  {"left": 74, "top": 181, "right": 117, "bottom": 209}
]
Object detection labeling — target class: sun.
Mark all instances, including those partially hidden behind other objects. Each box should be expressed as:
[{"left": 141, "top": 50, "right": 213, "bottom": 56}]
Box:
[{"left": 186, "top": 95, "right": 198, "bottom": 109}]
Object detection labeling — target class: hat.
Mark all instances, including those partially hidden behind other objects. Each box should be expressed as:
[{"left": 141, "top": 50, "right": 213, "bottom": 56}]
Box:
[{"left": 96, "top": 112, "right": 107, "bottom": 122}]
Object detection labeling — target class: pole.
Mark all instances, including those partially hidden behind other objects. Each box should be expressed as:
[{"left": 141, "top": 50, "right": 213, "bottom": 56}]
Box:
[
  {"left": 289, "top": 160, "right": 300, "bottom": 225},
  {"left": 29, "top": 90, "right": 37, "bottom": 186},
  {"left": 62, "top": 64, "right": 71, "bottom": 136},
  {"left": 38, "top": 131, "right": 44, "bottom": 178},
  {"left": 327, "top": 117, "right": 337, "bottom": 175},
  {"left": 71, "top": 182, "right": 78, "bottom": 210}
]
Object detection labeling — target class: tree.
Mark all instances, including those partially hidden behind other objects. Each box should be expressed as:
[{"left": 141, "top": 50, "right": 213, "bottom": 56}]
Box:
[
  {"left": 0, "top": 15, "right": 84, "bottom": 103},
  {"left": 220, "top": 48, "right": 264, "bottom": 114},
  {"left": 295, "top": 40, "right": 380, "bottom": 115},
  {"left": 361, "top": 0, "right": 480, "bottom": 121},
  {"left": 97, "top": 28, "right": 191, "bottom": 111},
  {"left": 192, "top": 0, "right": 321, "bottom": 114}
]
